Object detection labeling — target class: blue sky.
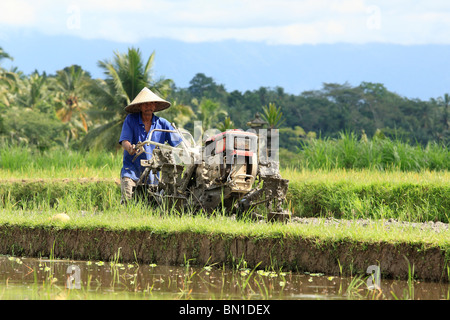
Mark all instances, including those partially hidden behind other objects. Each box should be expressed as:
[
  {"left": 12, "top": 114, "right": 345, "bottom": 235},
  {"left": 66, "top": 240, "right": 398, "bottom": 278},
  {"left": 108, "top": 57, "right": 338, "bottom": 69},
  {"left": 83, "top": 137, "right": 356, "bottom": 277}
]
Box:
[{"left": 1, "top": 0, "right": 450, "bottom": 100}]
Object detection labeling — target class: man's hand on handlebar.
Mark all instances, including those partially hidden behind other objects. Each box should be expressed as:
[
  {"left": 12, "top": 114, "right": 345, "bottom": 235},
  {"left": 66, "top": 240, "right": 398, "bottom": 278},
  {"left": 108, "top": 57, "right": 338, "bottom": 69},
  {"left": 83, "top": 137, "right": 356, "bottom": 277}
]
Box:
[
  {"left": 121, "top": 140, "right": 137, "bottom": 156},
  {"left": 128, "top": 144, "right": 137, "bottom": 155}
]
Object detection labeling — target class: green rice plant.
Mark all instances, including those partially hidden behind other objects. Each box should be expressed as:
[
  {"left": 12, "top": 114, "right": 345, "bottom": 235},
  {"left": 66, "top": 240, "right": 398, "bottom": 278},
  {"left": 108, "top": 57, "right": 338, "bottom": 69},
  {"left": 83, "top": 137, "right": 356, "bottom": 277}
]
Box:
[
  {"left": 345, "top": 275, "right": 366, "bottom": 299},
  {"left": 285, "top": 169, "right": 450, "bottom": 222},
  {"left": 0, "top": 180, "right": 122, "bottom": 212},
  {"left": 391, "top": 257, "right": 416, "bottom": 300},
  {"left": 406, "top": 258, "right": 415, "bottom": 300}
]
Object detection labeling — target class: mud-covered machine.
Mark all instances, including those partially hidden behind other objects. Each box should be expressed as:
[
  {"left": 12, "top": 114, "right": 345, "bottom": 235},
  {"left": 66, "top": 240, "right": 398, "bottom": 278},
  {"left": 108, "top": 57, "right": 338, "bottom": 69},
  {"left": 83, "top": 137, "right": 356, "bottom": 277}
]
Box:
[{"left": 132, "top": 125, "right": 290, "bottom": 222}]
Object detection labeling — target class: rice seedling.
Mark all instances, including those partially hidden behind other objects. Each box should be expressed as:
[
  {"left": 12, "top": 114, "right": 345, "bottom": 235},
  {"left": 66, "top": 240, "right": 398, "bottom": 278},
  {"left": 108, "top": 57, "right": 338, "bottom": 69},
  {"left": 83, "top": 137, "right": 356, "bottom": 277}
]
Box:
[
  {"left": 285, "top": 168, "right": 450, "bottom": 222},
  {"left": 405, "top": 258, "right": 416, "bottom": 300},
  {"left": 344, "top": 275, "right": 363, "bottom": 299}
]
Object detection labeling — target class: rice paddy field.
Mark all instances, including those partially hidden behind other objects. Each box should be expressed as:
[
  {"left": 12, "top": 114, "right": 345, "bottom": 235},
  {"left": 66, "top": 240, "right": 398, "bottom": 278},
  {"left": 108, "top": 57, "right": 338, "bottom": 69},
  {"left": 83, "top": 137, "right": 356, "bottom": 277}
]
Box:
[{"left": 0, "top": 141, "right": 450, "bottom": 300}]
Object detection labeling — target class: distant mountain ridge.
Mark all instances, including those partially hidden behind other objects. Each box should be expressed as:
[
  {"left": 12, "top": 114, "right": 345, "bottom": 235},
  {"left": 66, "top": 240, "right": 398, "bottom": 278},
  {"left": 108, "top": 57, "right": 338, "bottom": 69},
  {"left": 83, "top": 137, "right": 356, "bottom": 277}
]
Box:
[{"left": 2, "top": 31, "right": 449, "bottom": 100}]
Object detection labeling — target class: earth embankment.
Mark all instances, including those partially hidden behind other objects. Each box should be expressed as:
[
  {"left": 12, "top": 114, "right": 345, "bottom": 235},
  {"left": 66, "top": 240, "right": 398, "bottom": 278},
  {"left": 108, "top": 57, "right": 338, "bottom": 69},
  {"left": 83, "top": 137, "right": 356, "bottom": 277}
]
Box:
[{"left": 0, "top": 223, "right": 448, "bottom": 282}]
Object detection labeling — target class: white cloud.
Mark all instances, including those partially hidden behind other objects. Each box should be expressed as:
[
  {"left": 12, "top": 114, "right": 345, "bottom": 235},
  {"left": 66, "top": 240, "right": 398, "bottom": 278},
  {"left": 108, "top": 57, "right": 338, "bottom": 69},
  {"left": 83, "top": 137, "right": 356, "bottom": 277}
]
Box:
[
  {"left": 1, "top": 0, "right": 450, "bottom": 45},
  {"left": 0, "top": 0, "right": 36, "bottom": 26}
]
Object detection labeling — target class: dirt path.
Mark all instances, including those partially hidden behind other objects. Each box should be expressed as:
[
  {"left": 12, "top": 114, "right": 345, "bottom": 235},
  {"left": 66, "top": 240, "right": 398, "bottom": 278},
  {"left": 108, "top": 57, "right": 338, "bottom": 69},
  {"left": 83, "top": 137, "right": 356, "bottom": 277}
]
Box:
[{"left": 291, "top": 216, "right": 449, "bottom": 233}]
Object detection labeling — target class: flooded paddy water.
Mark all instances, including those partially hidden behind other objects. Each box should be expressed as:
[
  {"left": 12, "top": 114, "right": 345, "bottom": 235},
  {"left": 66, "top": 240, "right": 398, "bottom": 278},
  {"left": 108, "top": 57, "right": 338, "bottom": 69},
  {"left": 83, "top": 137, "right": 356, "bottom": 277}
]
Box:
[{"left": 1, "top": 255, "right": 449, "bottom": 300}]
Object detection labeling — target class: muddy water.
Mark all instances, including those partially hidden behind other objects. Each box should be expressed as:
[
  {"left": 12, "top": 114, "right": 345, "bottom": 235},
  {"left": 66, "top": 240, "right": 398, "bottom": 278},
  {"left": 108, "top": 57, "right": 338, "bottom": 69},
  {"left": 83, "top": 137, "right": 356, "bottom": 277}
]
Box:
[{"left": 0, "top": 255, "right": 449, "bottom": 300}]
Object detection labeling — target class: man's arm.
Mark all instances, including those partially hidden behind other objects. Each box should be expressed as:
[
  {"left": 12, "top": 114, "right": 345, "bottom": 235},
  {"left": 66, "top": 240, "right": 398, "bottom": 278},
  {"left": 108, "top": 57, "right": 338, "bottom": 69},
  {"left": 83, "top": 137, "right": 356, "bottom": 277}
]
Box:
[{"left": 119, "top": 115, "right": 137, "bottom": 155}]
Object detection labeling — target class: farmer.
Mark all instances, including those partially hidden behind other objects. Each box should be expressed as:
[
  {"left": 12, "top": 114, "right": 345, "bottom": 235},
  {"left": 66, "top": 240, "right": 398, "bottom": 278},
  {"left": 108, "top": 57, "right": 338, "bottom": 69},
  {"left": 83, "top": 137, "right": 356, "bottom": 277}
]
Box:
[{"left": 119, "top": 87, "right": 181, "bottom": 205}]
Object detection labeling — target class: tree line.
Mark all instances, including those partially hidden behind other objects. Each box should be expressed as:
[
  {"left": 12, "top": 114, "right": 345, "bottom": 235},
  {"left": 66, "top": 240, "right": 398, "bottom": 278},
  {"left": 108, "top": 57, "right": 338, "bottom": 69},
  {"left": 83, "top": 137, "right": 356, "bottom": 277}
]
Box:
[{"left": 1, "top": 46, "right": 449, "bottom": 154}]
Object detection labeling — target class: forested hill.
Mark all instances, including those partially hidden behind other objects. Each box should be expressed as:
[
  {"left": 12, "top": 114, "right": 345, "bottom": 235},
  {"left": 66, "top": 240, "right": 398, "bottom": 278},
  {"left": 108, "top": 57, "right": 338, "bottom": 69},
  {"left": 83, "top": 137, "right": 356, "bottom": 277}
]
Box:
[
  {"left": 1, "top": 47, "right": 449, "bottom": 152},
  {"left": 171, "top": 73, "right": 450, "bottom": 150}
]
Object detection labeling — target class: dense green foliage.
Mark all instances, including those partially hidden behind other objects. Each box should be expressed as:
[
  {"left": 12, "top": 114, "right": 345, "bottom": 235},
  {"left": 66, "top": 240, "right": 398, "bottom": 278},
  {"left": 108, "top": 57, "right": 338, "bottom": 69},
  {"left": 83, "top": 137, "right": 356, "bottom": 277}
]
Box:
[
  {"left": 1, "top": 46, "right": 449, "bottom": 156},
  {"left": 171, "top": 76, "right": 450, "bottom": 149}
]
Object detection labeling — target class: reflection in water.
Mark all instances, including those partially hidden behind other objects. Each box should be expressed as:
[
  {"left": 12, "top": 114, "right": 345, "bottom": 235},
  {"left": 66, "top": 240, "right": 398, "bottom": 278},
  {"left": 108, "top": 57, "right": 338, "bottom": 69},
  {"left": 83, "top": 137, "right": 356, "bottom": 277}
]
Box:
[{"left": 0, "top": 255, "right": 449, "bottom": 300}]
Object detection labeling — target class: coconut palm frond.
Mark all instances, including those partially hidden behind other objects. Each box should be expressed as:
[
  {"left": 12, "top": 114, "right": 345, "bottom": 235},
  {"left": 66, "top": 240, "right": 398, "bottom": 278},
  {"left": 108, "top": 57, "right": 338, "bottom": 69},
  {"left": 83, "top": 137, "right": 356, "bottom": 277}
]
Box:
[
  {"left": 98, "top": 59, "right": 130, "bottom": 105},
  {"left": 80, "top": 119, "right": 124, "bottom": 151}
]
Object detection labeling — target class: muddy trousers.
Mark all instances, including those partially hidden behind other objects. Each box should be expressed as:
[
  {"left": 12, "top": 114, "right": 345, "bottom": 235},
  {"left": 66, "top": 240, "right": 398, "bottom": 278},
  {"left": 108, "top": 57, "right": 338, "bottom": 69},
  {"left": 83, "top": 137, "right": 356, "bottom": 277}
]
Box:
[{"left": 120, "top": 177, "right": 137, "bottom": 205}]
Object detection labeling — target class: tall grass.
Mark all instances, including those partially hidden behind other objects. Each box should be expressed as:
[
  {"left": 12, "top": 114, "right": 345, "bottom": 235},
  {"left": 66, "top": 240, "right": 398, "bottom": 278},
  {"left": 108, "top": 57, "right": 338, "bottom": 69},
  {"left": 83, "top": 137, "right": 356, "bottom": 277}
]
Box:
[
  {"left": 2, "top": 134, "right": 449, "bottom": 178},
  {"left": 297, "top": 132, "right": 450, "bottom": 171},
  {"left": 0, "top": 143, "right": 122, "bottom": 179}
]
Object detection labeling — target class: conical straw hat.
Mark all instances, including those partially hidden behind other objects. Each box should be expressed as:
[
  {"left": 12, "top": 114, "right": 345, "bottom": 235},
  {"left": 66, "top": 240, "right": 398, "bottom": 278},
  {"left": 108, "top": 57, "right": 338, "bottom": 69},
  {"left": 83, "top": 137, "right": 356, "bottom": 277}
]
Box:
[{"left": 124, "top": 87, "right": 171, "bottom": 113}]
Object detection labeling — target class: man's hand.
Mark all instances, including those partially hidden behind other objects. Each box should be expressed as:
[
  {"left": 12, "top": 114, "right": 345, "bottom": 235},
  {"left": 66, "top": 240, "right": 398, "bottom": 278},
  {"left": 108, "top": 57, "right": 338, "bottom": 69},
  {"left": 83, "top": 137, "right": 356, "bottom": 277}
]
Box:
[
  {"left": 122, "top": 140, "right": 136, "bottom": 155},
  {"left": 129, "top": 144, "right": 136, "bottom": 155}
]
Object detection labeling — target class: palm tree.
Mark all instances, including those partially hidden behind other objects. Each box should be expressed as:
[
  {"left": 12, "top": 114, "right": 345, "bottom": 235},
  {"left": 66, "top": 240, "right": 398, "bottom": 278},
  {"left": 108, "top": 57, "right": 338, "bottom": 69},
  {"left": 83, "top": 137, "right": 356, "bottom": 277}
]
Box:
[
  {"left": 443, "top": 93, "right": 450, "bottom": 131},
  {"left": 81, "top": 47, "right": 173, "bottom": 151},
  {"left": 0, "top": 47, "right": 18, "bottom": 108},
  {"left": 3, "top": 68, "right": 68, "bottom": 149},
  {"left": 261, "top": 102, "right": 285, "bottom": 129},
  {"left": 193, "top": 98, "right": 227, "bottom": 132},
  {"left": 14, "top": 71, "right": 50, "bottom": 110},
  {"left": 51, "top": 65, "right": 93, "bottom": 140},
  {"left": 0, "top": 47, "right": 12, "bottom": 62},
  {"left": 0, "top": 71, "right": 17, "bottom": 107},
  {"left": 217, "top": 116, "right": 234, "bottom": 132}
]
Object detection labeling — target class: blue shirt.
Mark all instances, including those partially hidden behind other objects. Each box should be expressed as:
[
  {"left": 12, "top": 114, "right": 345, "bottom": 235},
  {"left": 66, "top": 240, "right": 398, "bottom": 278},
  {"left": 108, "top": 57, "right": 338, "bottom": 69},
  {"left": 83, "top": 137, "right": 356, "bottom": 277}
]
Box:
[{"left": 119, "top": 113, "right": 182, "bottom": 183}]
